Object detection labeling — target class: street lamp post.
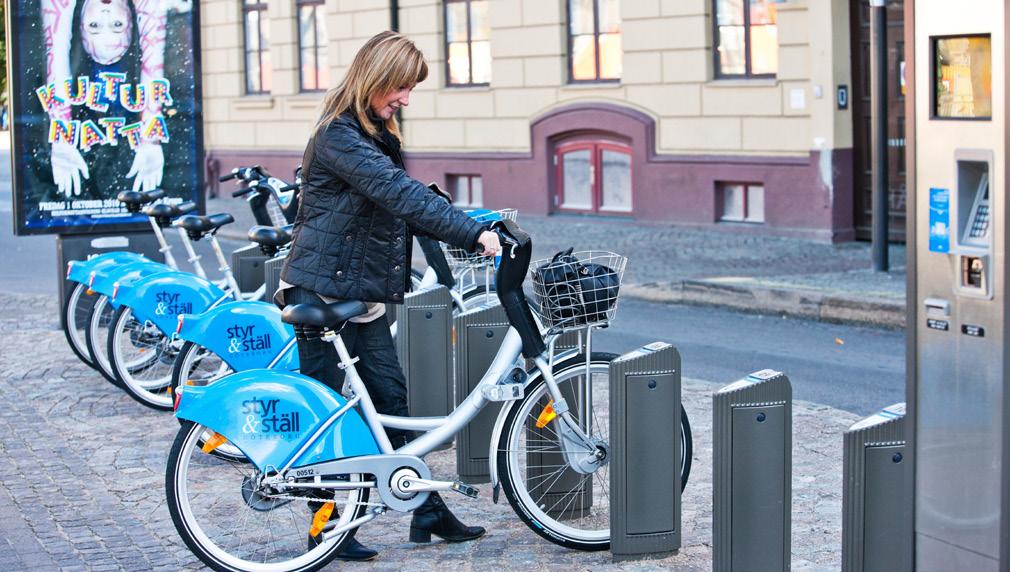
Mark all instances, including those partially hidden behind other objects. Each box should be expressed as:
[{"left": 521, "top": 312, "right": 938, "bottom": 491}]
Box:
[{"left": 870, "top": 0, "right": 889, "bottom": 272}]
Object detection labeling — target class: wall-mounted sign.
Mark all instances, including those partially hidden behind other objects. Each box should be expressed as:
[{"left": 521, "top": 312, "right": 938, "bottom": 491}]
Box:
[
  {"left": 837, "top": 85, "right": 849, "bottom": 110},
  {"left": 8, "top": 0, "right": 204, "bottom": 236}
]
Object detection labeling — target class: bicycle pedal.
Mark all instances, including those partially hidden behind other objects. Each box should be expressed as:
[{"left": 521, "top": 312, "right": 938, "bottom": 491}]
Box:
[
  {"left": 481, "top": 383, "right": 523, "bottom": 402},
  {"left": 451, "top": 482, "right": 479, "bottom": 499}
]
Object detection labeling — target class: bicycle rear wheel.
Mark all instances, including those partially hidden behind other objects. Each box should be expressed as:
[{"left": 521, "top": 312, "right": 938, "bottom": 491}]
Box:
[
  {"left": 107, "top": 306, "right": 176, "bottom": 410},
  {"left": 167, "top": 421, "right": 369, "bottom": 572},
  {"left": 62, "top": 283, "right": 100, "bottom": 369}
]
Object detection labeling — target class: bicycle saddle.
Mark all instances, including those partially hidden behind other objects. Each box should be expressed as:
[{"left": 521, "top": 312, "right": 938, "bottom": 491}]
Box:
[
  {"left": 175, "top": 213, "right": 235, "bottom": 240},
  {"left": 143, "top": 201, "right": 198, "bottom": 227},
  {"left": 281, "top": 300, "right": 368, "bottom": 333},
  {"left": 117, "top": 189, "right": 166, "bottom": 213},
  {"left": 247, "top": 225, "right": 292, "bottom": 248}
]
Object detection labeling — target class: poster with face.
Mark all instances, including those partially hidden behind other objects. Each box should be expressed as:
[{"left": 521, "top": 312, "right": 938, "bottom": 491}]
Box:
[{"left": 8, "top": 0, "right": 203, "bottom": 235}]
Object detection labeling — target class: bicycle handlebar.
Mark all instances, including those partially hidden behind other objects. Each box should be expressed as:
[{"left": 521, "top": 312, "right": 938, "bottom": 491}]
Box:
[{"left": 231, "top": 186, "right": 255, "bottom": 198}]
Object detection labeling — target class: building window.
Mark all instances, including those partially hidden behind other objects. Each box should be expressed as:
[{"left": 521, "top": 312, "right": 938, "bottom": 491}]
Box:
[
  {"left": 243, "top": 0, "right": 271, "bottom": 94},
  {"left": 555, "top": 142, "right": 632, "bottom": 214},
  {"left": 297, "top": 0, "right": 328, "bottom": 92},
  {"left": 444, "top": 0, "right": 491, "bottom": 86},
  {"left": 567, "top": 0, "right": 621, "bottom": 82},
  {"left": 449, "top": 175, "right": 483, "bottom": 207},
  {"left": 719, "top": 183, "right": 765, "bottom": 223},
  {"left": 714, "top": 0, "right": 778, "bottom": 78}
]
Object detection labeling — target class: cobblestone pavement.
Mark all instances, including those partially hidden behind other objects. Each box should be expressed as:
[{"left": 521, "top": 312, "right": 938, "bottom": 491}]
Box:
[{"left": 1, "top": 293, "right": 859, "bottom": 571}]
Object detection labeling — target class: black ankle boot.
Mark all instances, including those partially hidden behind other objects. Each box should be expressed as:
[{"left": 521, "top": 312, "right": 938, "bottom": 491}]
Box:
[
  {"left": 408, "top": 492, "right": 486, "bottom": 543},
  {"left": 307, "top": 511, "right": 379, "bottom": 561}
]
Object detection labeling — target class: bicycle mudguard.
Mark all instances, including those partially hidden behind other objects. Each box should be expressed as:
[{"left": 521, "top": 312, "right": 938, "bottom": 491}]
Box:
[
  {"left": 112, "top": 272, "right": 228, "bottom": 335},
  {"left": 66, "top": 252, "right": 149, "bottom": 284},
  {"left": 88, "top": 260, "right": 174, "bottom": 299},
  {"left": 176, "top": 369, "right": 380, "bottom": 471},
  {"left": 176, "top": 300, "right": 299, "bottom": 372}
]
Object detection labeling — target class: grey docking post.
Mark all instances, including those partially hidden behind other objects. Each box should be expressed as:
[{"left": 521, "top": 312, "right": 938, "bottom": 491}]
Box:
[
  {"left": 262, "top": 251, "right": 287, "bottom": 302},
  {"left": 453, "top": 302, "right": 509, "bottom": 483},
  {"left": 395, "top": 285, "right": 454, "bottom": 445},
  {"left": 230, "top": 243, "right": 269, "bottom": 292},
  {"left": 713, "top": 369, "right": 792, "bottom": 572},
  {"left": 842, "top": 403, "right": 911, "bottom": 572},
  {"left": 609, "top": 342, "right": 681, "bottom": 561}
]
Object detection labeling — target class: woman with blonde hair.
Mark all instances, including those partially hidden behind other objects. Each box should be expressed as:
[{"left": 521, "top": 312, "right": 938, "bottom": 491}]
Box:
[{"left": 278, "top": 31, "right": 496, "bottom": 560}]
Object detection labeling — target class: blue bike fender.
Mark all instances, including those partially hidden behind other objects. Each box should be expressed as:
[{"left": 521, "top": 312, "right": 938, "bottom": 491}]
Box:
[
  {"left": 176, "top": 301, "right": 299, "bottom": 372},
  {"left": 176, "top": 370, "right": 380, "bottom": 471},
  {"left": 88, "top": 260, "right": 172, "bottom": 299},
  {"left": 66, "top": 252, "right": 147, "bottom": 284},
  {"left": 113, "top": 272, "right": 227, "bottom": 335}
]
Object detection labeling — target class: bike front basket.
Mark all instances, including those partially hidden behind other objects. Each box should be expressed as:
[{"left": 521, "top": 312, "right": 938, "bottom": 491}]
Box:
[
  {"left": 440, "top": 208, "right": 518, "bottom": 269},
  {"left": 529, "top": 250, "right": 627, "bottom": 333}
]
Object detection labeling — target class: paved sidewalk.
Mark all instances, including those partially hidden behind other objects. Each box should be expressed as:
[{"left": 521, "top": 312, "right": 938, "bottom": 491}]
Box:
[
  {"left": 0, "top": 293, "right": 857, "bottom": 570},
  {"left": 210, "top": 194, "right": 907, "bottom": 328}
]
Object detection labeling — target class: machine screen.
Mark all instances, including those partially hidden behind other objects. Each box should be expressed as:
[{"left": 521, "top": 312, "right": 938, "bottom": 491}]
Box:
[{"left": 934, "top": 35, "right": 992, "bottom": 119}]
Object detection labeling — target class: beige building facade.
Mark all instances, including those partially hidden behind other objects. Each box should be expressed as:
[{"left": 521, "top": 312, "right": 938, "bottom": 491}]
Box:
[{"left": 201, "top": 0, "right": 900, "bottom": 242}]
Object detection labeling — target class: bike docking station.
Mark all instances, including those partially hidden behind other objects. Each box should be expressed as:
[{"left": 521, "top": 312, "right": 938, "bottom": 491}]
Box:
[
  {"left": 713, "top": 369, "right": 792, "bottom": 572},
  {"left": 395, "top": 283, "right": 455, "bottom": 447},
  {"left": 842, "top": 403, "right": 910, "bottom": 572},
  {"left": 453, "top": 299, "right": 510, "bottom": 483},
  {"left": 905, "top": 2, "right": 1010, "bottom": 568},
  {"left": 263, "top": 251, "right": 288, "bottom": 302},
  {"left": 609, "top": 342, "right": 682, "bottom": 561}
]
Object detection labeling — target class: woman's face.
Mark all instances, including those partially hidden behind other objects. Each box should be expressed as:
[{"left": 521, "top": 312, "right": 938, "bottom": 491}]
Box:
[
  {"left": 369, "top": 85, "right": 414, "bottom": 120},
  {"left": 81, "top": 0, "right": 133, "bottom": 65}
]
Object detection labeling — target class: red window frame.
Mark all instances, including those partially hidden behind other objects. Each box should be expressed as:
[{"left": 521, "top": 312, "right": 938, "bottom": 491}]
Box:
[
  {"left": 555, "top": 141, "right": 632, "bottom": 215},
  {"left": 717, "top": 181, "right": 765, "bottom": 223}
]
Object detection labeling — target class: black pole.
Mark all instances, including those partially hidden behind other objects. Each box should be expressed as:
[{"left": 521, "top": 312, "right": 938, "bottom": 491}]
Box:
[
  {"left": 390, "top": 0, "right": 399, "bottom": 31},
  {"left": 870, "top": 0, "right": 889, "bottom": 271}
]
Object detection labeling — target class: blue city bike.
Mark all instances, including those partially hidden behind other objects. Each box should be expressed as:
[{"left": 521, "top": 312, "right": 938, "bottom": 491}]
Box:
[
  {"left": 168, "top": 208, "right": 518, "bottom": 400},
  {"left": 166, "top": 220, "right": 691, "bottom": 572}
]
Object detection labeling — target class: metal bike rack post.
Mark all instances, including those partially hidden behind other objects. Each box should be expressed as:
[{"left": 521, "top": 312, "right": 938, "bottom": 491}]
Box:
[
  {"left": 396, "top": 285, "right": 454, "bottom": 446},
  {"left": 842, "top": 403, "right": 911, "bottom": 572},
  {"left": 609, "top": 342, "right": 681, "bottom": 561},
  {"left": 231, "top": 243, "right": 269, "bottom": 292},
  {"left": 713, "top": 369, "right": 792, "bottom": 572},
  {"left": 453, "top": 301, "right": 509, "bottom": 483},
  {"left": 57, "top": 232, "right": 163, "bottom": 311},
  {"left": 263, "top": 251, "right": 287, "bottom": 302}
]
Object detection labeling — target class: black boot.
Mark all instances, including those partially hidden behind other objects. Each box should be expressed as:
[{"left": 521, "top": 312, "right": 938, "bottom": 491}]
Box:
[
  {"left": 408, "top": 492, "right": 486, "bottom": 543},
  {"left": 307, "top": 522, "right": 379, "bottom": 561}
]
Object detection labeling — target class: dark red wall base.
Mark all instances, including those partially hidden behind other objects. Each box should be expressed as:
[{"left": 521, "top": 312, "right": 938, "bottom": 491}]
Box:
[{"left": 207, "top": 103, "right": 855, "bottom": 242}]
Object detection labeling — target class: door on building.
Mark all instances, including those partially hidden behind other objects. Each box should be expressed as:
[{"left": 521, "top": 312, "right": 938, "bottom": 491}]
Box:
[
  {"left": 554, "top": 141, "right": 632, "bottom": 215},
  {"left": 851, "top": 0, "right": 906, "bottom": 241}
]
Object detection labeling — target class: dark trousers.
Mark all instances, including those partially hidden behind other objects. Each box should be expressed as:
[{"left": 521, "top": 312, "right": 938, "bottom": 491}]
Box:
[{"left": 285, "top": 286, "right": 412, "bottom": 448}]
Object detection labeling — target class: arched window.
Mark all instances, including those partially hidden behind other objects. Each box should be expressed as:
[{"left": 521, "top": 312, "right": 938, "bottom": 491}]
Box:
[{"left": 555, "top": 141, "right": 632, "bottom": 214}]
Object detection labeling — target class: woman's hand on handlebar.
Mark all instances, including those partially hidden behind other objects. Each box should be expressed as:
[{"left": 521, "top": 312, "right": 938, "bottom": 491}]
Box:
[{"left": 477, "top": 230, "right": 501, "bottom": 256}]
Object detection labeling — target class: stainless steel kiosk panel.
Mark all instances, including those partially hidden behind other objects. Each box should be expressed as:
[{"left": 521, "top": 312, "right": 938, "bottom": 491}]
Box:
[
  {"left": 609, "top": 342, "right": 681, "bottom": 561},
  {"left": 395, "top": 285, "right": 454, "bottom": 430},
  {"left": 842, "top": 403, "right": 911, "bottom": 572},
  {"left": 231, "top": 243, "right": 269, "bottom": 293},
  {"left": 454, "top": 302, "right": 509, "bottom": 483},
  {"left": 910, "top": 3, "right": 1008, "bottom": 569},
  {"left": 713, "top": 369, "right": 792, "bottom": 572}
]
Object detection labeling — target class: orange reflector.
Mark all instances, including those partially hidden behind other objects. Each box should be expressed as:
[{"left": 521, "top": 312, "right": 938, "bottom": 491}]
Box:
[
  {"left": 535, "top": 400, "right": 556, "bottom": 429},
  {"left": 112, "top": 282, "right": 120, "bottom": 299},
  {"left": 175, "top": 316, "right": 184, "bottom": 335},
  {"left": 309, "top": 502, "right": 335, "bottom": 538},
  {"left": 167, "top": 385, "right": 173, "bottom": 396},
  {"left": 201, "top": 432, "right": 227, "bottom": 454},
  {"left": 85, "top": 289, "right": 95, "bottom": 295}
]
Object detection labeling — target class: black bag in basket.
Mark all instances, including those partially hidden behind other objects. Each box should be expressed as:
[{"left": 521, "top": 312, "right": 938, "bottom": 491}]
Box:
[{"left": 534, "top": 248, "right": 620, "bottom": 327}]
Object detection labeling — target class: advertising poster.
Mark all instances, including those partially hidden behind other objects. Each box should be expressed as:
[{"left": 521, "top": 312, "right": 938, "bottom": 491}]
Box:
[{"left": 8, "top": 0, "right": 203, "bottom": 235}]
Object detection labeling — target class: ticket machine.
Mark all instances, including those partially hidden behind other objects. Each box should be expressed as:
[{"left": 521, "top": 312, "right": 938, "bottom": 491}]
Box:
[{"left": 909, "top": 2, "right": 1009, "bottom": 569}]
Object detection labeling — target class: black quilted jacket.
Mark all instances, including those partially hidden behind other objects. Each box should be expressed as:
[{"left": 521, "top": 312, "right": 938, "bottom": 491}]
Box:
[{"left": 280, "top": 112, "right": 485, "bottom": 302}]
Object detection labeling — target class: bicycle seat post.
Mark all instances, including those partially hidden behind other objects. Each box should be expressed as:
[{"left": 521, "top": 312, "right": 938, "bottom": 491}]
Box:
[
  {"left": 175, "top": 225, "right": 208, "bottom": 280},
  {"left": 148, "top": 213, "right": 179, "bottom": 270},
  {"left": 208, "top": 232, "right": 243, "bottom": 299}
]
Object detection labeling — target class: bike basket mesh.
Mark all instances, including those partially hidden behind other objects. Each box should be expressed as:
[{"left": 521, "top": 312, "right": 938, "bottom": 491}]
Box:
[
  {"left": 529, "top": 250, "right": 626, "bottom": 332},
  {"left": 440, "top": 208, "right": 518, "bottom": 269}
]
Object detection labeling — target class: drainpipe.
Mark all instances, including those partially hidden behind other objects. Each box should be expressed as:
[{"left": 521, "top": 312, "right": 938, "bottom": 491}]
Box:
[
  {"left": 390, "top": 0, "right": 399, "bottom": 31},
  {"left": 870, "top": 0, "right": 889, "bottom": 271}
]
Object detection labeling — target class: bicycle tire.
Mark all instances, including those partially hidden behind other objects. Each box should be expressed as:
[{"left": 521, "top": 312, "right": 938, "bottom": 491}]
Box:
[
  {"left": 107, "top": 305, "right": 176, "bottom": 411},
  {"left": 84, "top": 295, "right": 122, "bottom": 386},
  {"left": 166, "top": 420, "right": 367, "bottom": 572},
  {"left": 62, "top": 282, "right": 99, "bottom": 369}
]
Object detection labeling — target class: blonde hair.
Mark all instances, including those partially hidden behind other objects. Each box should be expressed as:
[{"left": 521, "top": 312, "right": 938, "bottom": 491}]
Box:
[{"left": 316, "top": 31, "right": 428, "bottom": 141}]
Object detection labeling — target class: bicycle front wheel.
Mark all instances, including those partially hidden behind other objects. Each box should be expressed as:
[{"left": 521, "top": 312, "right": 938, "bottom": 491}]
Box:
[
  {"left": 107, "top": 306, "right": 176, "bottom": 410},
  {"left": 85, "top": 294, "right": 121, "bottom": 386},
  {"left": 167, "top": 421, "right": 369, "bottom": 572}
]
